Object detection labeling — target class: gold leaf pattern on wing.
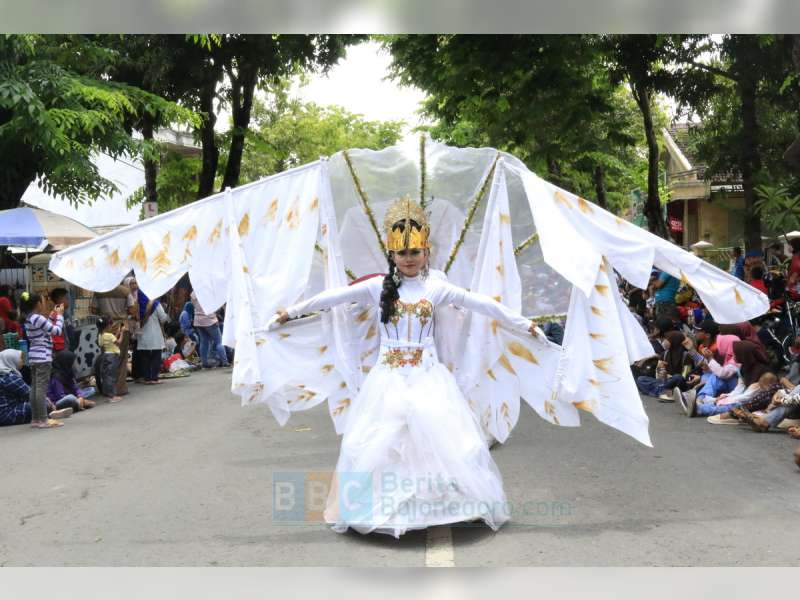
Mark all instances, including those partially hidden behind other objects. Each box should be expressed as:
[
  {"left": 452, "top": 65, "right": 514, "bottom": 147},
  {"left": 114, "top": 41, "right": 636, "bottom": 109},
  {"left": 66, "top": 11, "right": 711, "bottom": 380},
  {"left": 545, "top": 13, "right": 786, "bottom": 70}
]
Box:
[
  {"left": 594, "top": 284, "right": 609, "bottom": 296},
  {"left": 507, "top": 341, "right": 539, "bottom": 365},
  {"left": 309, "top": 196, "right": 319, "bottom": 211},
  {"left": 331, "top": 398, "right": 351, "bottom": 417},
  {"left": 182, "top": 225, "right": 197, "bottom": 242},
  {"left": 321, "top": 224, "right": 328, "bottom": 236},
  {"left": 255, "top": 338, "right": 266, "bottom": 346},
  {"left": 278, "top": 333, "right": 291, "bottom": 339},
  {"left": 360, "top": 347, "right": 377, "bottom": 360},
  {"left": 593, "top": 357, "right": 614, "bottom": 374},
  {"left": 499, "top": 213, "right": 511, "bottom": 224},
  {"left": 284, "top": 198, "right": 301, "bottom": 230},
  {"left": 365, "top": 324, "right": 377, "bottom": 339},
  {"left": 734, "top": 288, "right": 744, "bottom": 305},
  {"left": 493, "top": 295, "right": 502, "bottom": 303},
  {"left": 554, "top": 190, "right": 572, "bottom": 209},
  {"left": 64, "top": 258, "right": 75, "bottom": 271},
  {"left": 590, "top": 305, "right": 604, "bottom": 317},
  {"left": 577, "top": 196, "right": 593, "bottom": 214},
  {"left": 574, "top": 400, "right": 595, "bottom": 413},
  {"left": 339, "top": 381, "right": 347, "bottom": 389},
  {"left": 486, "top": 368, "right": 497, "bottom": 380},
  {"left": 498, "top": 354, "right": 516, "bottom": 375},
  {"left": 491, "top": 320, "right": 499, "bottom": 336},
  {"left": 265, "top": 198, "right": 279, "bottom": 222},
  {"left": 321, "top": 364, "right": 335, "bottom": 374},
  {"left": 599, "top": 260, "right": 608, "bottom": 273},
  {"left": 588, "top": 378, "right": 601, "bottom": 387},
  {"left": 151, "top": 247, "right": 171, "bottom": 277},
  {"left": 544, "top": 400, "right": 560, "bottom": 425},
  {"left": 208, "top": 219, "right": 222, "bottom": 245},
  {"left": 355, "top": 308, "right": 371, "bottom": 323},
  {"left": 128, "top": 241, "right": 147, "bottom": 271},
  {"left": 615, "top": 217, "right": 625, "bottom": 227},
  {"left": 238, "top": 212, "right": 250, "bottom": 237},
  {"left": 496, "top": 263, "right": 505, "bottom": 276},
  {"left": 589, "top": 332, "right": 605, "bottom": 340},
  {"left": 318, "top": 345, "right": 328, "bottom": 354},
  {"left": 679, "top": 269, "right": 689, "bottom": 286},
  {"left": 162, "top": 232, "right": 171, "bottom": 247},
  {"left": 361, "top": 365, "right": 371, "bottom": 374},
  {"left": 242, "top": 265, "right": 249, "bottom": 274},
  {"left": 82, "top": 256, "right": 96, "bottom": 270},
  {"left": 107, "top": 249, "right": 120, "bottom": 268}
]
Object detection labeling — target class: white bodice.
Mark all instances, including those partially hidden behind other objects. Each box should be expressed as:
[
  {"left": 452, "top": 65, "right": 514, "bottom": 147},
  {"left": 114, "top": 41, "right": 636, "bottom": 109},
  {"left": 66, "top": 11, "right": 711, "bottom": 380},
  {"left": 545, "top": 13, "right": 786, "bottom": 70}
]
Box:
[{"left": 286, "top": 270, "right": 533, "bottom": 351}]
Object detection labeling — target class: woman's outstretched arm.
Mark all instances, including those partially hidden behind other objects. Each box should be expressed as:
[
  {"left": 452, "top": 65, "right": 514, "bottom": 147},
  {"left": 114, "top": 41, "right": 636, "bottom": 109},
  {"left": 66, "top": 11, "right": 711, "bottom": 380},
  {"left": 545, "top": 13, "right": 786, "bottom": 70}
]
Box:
[{"left": 280, "top": 278, "right": 377, "bottom": 322}]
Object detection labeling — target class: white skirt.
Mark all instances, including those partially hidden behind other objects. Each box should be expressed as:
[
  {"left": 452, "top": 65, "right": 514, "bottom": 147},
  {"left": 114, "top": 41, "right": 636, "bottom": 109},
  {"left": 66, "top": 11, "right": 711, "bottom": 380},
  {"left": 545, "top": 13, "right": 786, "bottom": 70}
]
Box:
[{"left": 324, "top": 338, "right": 510, "bottom": 538}]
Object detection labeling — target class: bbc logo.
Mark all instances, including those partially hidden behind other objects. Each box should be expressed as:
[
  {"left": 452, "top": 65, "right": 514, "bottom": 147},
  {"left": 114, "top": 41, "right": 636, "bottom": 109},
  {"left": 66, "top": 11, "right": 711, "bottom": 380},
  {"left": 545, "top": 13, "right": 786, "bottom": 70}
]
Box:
[{"left": 272, "top": 471, "right": 374, "bottom": 524}]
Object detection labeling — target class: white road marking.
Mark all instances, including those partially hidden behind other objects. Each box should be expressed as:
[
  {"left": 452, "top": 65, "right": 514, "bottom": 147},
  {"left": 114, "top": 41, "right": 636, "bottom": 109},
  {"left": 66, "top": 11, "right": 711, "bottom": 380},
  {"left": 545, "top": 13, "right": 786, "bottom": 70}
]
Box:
[{"left": 425, "top": 526, "right": 455, "bottom": 567}]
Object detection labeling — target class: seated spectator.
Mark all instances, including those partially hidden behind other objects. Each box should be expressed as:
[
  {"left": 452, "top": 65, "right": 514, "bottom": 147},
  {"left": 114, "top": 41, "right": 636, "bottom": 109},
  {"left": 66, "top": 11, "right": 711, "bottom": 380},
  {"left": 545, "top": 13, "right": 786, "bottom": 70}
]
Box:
[
  {"left": 677, "top": 334, "right": 742, "bottom": 410},
  {"left": 681, "top": 340, "right": 772, "bottom": 417},
  {"left": 636, "top": 331, "right": 695, "bottom": 401},
  {"left": 719, "top": 321, "right": 764, "bottom": 350},
  {"left": 732, "top": 382, "right": 800, "bottom": 432},
  {"left": 48, "top": 351, "right": 96, "bottom": 412},
  {"left": 179, "top": 300, "right": 199, "bottom": 345}
]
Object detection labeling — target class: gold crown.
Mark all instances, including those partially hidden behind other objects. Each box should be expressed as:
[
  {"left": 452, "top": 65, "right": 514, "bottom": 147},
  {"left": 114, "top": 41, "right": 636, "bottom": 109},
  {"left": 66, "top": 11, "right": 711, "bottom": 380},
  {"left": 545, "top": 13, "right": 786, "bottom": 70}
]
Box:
[{"left": 384, "top": 196, "right": 430, "bottom": 251}]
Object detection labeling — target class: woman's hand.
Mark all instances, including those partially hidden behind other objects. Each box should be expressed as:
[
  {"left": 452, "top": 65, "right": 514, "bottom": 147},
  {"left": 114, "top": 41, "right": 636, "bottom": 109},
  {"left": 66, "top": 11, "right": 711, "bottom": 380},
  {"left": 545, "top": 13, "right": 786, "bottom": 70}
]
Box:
[
  {"left": 701, "top": 348, "right": 713, "bottom": 360},
  {"left": 528, "top": 323, "right": 542, "bottom": 339},
  {"left": 276, "top": 309, "right": 290, "bottom": 325}
]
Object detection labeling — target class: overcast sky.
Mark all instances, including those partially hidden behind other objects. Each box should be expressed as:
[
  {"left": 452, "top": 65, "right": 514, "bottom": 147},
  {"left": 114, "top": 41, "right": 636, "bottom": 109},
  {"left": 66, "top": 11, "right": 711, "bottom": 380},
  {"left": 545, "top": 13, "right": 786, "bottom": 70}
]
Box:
[{"left": 290, "top": 40, "right": 429, "bottom": 132}]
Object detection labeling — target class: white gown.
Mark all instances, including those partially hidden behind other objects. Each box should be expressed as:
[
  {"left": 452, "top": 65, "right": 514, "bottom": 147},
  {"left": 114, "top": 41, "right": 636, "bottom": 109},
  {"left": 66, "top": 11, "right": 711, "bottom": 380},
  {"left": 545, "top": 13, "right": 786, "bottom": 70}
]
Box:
[{"left": 285, "top": 272, "right": 535, "bottom": 538}]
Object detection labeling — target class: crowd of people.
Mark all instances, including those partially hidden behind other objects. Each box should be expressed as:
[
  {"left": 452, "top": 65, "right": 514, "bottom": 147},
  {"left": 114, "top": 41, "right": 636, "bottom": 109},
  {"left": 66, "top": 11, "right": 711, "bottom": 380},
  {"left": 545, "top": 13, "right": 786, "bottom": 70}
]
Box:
[
  {"left": 0, "top": 276, "right": 232, "bottom": 430},
  {"left": 621, "top": 240, "right": 800, "bottom": 470}
]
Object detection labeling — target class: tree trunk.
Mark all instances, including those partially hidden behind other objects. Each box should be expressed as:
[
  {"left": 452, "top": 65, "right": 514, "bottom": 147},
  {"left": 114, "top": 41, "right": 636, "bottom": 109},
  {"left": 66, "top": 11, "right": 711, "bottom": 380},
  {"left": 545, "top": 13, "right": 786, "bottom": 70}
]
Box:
[
  {"left": 0, "top": 170, "right": 36, "bottom": 210},
  {"left": 140, "top": 113, "right": 158, "bottom": 206},
  {"left": 738, "top": 72, "right": 763, "bottom": 252},
  {"left": 593, "top": 164, "right": 608, "bottom": 210},
  {"left": 221, "top": 63, "right": 258, "bottom": 190},
  {"left": 196, "top": 79, "right": 219, "bottom": 200},
  {"left": 631, "top": 81, "right": 668, "bottom": 239}
]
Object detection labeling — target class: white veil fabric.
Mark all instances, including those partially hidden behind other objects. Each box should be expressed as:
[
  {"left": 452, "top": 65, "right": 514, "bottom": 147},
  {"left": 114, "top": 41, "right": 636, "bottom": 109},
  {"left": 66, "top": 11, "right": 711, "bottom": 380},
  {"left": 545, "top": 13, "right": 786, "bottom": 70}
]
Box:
[{"left": 50, "top": 136, "right": 770, "bottom": 447}]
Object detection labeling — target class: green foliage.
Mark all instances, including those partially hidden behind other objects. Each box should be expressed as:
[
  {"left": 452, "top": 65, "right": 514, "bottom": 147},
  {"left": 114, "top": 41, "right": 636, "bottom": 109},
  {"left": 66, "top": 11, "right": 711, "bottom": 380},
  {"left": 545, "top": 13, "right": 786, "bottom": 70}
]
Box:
[
  {"left": 755, "top": 182, "right": 800, "bottom": 234},
  {"left": 0, "top": 34, "right": 197, "bottom": 209},
  {"left": 383, "top": 35, "right": 651, "bottom": 215},
  {"left": 127, "top": 149, "right": 202, "bottom": 213},
  {"left": 225, "top": 84, "right": 405, "bottom": 184}
]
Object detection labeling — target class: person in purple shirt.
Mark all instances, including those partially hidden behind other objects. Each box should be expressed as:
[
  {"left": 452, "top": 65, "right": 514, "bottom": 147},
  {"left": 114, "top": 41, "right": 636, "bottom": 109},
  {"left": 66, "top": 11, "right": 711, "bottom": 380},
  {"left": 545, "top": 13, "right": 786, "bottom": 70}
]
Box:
[{"left": 47, "top": 351, "right": 96, "bottom": 412}]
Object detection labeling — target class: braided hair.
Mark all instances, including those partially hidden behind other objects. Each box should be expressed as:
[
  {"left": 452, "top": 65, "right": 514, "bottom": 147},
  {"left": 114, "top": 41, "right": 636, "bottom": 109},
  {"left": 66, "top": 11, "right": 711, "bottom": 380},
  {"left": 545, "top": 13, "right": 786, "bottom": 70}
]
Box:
[{"left": 380, "top": 253, "right": 400, "bottom": 324}]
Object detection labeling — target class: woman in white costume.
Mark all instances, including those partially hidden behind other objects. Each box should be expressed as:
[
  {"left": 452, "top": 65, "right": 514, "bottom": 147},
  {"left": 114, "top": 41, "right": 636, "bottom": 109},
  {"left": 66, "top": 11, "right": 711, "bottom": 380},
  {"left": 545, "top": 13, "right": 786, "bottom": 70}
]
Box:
[{"left": 275, "top": 197, "right": 540, "bottom": 538}]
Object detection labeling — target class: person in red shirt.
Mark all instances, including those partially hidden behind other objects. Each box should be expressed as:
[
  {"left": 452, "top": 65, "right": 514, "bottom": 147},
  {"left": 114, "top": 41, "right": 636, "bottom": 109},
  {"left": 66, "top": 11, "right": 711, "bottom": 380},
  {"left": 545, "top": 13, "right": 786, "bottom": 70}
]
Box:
[
  {"left": 786, "top": 239, "right": 800, "bottom": 297},
  {"left": 748, "top": 265, "right": 768, "bottom": 295},
  {"left": 0, "top": 286, "right": 21, "bottom": 336},
  {"left": 48, "top": 288, "right": 69, "bottom": 355}
]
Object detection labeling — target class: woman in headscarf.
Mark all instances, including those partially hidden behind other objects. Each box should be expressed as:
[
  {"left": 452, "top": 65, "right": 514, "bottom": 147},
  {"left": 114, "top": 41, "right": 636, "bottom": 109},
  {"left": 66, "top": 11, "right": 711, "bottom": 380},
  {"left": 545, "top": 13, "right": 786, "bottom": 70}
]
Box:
[
  {"left": 135, "top": 290, "right": 169, "bottom": 384},
  {"left": 718, "top": 322, "right": 764, "bottom": 350},
  {"left": 635, "top": 330, "right": 694, "bottom": 400},
  {"left": 0, "top": 349, "right": 30, "bottom": 426},
  {"left": 684, "top": 340, "right": 774, "bottom": 417},
  {"left": 677, "top": 333, "right": 742, "bottom": 410}
]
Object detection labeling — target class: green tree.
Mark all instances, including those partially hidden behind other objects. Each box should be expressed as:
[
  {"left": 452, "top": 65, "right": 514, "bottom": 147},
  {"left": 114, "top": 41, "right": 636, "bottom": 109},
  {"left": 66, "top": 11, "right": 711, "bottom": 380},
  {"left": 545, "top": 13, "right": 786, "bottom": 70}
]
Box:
[
  {"left": 671, "top": 34, "right": 798, "bottom": 251},
  {"left": 601, "top": 35, "right": 677, "bottom": 237},
  {"left": 0, "top": 34, "right": 196, "bottom": 210},
  {"left": 383, "top": 34, "right": 648, "bottom": 215},
  {"left": 228, "top": 88, "right": 404, "bottom": 184}
]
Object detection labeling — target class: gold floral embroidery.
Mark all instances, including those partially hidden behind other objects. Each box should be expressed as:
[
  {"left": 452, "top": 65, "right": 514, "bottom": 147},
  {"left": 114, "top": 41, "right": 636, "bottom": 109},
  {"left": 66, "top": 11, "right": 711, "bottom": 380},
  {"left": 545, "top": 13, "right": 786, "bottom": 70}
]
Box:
[
  {"left": 390, "top": 298, "right": 433, "bottom": 328},
  {"left": 381, "top": 347, "right": 424, "bottom": 369}
]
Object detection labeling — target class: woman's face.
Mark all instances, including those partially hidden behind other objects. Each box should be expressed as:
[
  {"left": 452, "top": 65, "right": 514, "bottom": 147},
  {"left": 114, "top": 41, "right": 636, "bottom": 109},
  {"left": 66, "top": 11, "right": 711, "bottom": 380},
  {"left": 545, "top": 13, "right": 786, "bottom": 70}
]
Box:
[
  {"left": 393, "top": 248, "right": 428, "bottom": 278},
  {"left": 16, "top": 354, "right": 23, "bottom": 369}
]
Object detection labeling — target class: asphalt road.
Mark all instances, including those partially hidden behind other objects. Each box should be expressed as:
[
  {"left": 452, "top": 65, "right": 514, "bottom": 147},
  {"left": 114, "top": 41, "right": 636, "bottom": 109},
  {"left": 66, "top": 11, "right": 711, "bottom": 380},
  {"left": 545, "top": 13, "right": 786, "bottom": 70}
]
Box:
[{"left": 1, "top": 369, "right": 799, "bottom": 566}]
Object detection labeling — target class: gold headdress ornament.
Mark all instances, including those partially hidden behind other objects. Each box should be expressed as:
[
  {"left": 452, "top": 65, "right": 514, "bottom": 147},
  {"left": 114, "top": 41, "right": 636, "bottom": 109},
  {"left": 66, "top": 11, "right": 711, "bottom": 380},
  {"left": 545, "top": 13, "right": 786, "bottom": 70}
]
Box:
[{"left": 383, "top": 195, "right": 430, "bottom": 251}]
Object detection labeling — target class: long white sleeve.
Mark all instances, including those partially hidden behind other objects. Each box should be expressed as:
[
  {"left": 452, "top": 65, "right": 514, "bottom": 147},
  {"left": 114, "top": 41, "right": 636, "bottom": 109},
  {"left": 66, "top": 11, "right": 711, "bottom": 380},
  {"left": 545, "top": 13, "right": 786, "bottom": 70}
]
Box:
[
  {"left": 707, "top": 358, "right": 739, "bottom": 379},
  {"left": 286, "top": 278, "right": 376, "bottom": 319},
  {"left": 439, "top": 282, "right": 532, "bottom": 334}
]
